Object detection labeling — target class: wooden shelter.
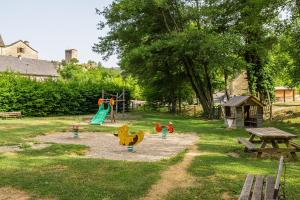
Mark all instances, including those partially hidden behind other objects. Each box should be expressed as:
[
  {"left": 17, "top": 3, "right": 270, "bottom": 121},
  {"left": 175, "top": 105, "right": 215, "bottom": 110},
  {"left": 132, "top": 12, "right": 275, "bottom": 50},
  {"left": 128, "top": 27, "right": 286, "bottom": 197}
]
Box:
[
  {"left": 275, "top": 86, "right": 295, "bottom": 102},
  {"left": 223, "top": 96, "right": 264, "bottom": 128}
]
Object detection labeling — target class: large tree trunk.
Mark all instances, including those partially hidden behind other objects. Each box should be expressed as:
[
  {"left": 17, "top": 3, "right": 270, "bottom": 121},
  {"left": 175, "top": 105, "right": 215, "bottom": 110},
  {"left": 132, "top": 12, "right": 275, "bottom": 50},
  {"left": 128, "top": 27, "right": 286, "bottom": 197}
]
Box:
[
  {"left": 181, "top": 56, "right": 214, "bottom": 118},
  {"left": 178, "top": 96, "right": 182, "bottom": 114},
  {"left": 224, "top": 69, "right": 230, "bottom": 100},
  {"left": 171, "top": 98, "right": 177, "bottom": 113},
  {"left": 245, "top": 48, "right": 267, "bottom": 101},
  {"left": 162, "top": 4, "right": 214, "bottom": 118}
]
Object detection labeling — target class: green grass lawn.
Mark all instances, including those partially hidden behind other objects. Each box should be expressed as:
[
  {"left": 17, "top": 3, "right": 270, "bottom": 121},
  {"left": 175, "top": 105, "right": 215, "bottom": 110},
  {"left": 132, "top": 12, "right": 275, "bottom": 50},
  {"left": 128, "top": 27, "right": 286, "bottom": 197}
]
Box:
[
  {"left": 166, "top": 118, "right": 300, "bottom": 200},
  {"left": 0, "top": 112, "right": 299, "bottom": 199}
]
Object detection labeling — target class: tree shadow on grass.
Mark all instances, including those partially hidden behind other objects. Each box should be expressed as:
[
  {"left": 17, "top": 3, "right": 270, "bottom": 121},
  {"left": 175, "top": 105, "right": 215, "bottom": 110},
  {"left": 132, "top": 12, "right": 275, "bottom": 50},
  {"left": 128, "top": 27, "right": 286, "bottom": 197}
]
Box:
[{"left": 19, "top": 144, "right": 88, "bottom": 157}]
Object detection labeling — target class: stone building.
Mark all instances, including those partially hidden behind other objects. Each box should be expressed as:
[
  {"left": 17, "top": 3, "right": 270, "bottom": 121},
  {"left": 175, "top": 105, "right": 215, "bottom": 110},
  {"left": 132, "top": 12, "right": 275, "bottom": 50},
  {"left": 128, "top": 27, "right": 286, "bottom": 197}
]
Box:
[
  {"left": 229, "top": 71, "right": 249, "bottom": 96},
  {"left": 65, "top": 49, "right": 78, "bottom": 63},
  {"left": 0, "top": 55, "right": 59, "bottom": 80},
  {"left": 0, "top": 35, "right": 58, "bottom": 80},
  {"left": 0, "top": 35, "right": 38, "bottom": 59},
  {"left": 213, "top": 71, "right": 249, "bottom": 104}
]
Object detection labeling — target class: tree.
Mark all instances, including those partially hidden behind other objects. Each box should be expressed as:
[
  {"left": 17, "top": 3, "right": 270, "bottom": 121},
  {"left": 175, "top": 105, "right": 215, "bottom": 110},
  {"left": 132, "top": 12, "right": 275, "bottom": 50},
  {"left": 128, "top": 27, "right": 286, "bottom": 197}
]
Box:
[
  {"left": 289, "top": 0, "right": 300, "bottom": 86},
  {"left": 93, "top": 0, "right": 244, "bottom": 117},
  {"left": 120, "top": 37, "right": 193, "bottom": 113}
]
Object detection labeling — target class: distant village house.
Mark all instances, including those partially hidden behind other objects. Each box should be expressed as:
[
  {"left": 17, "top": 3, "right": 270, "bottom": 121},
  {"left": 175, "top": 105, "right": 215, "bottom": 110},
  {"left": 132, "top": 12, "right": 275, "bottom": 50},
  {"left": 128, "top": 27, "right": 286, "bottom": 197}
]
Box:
[
  {"left": 275, "top": 87, "right": 300, "bottom": 102},
  {"left": 214, "top": 71, "right": 300, "bottom": 103},
  {"left": 0, "top": 35, "right": 78, "bottom": 80}
]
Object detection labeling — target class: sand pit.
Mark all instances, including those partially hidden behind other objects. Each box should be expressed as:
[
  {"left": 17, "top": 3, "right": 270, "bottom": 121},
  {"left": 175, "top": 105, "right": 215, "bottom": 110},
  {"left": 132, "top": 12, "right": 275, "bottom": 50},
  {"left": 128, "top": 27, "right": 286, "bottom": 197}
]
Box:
[{"left": 33, "top": 132, "right": 198, "bottom": 161}]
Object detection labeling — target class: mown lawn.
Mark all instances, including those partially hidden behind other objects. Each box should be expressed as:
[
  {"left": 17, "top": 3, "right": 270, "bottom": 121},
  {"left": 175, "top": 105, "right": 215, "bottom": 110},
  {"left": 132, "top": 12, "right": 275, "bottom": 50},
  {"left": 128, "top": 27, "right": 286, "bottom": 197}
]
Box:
[
  {"left": 166, "top": 118, "right": 300, "bottom": 200},
  {"left": 0, "top": 114, "right": 183, "bottom": 200},
  {"left": 0, "top": 112, "right": 299, "bottom": 199}
]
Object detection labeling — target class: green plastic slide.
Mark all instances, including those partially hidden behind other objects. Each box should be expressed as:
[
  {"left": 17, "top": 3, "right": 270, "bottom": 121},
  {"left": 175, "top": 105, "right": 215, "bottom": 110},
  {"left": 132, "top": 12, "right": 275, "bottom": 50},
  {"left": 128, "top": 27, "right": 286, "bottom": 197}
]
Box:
[{"left": 90, "top": 104, "right": 110, "bottom": 125}]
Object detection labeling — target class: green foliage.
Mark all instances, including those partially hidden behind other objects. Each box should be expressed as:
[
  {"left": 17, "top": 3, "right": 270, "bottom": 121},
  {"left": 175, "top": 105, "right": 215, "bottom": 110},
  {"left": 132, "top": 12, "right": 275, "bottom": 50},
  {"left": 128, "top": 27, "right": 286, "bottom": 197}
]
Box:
[
  {"left": 289, "top": 18, "right": 300, "bottom": 86},
  {"left": 264, "top": 5, "right": 300, "bottom": 88},
  {"left": 267, "top": 35, "right": 296, "bottom": 86},
  {"left": 0, "top": 68, "right": 132, "bottom": 116},
  {"left": 94, "top": 0, "right": 246, "bottom": 116}
]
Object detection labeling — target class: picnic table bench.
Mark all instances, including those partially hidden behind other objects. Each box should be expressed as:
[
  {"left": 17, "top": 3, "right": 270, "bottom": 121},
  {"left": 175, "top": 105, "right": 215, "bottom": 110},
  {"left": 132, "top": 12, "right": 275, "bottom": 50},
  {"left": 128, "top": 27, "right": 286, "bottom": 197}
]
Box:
[
  {"left": 0, "top": 112, "right": 22, "bottom": 119},
  {"left": 238, "top": 127, "right": 300, "bottom": 159},
  {"left": 239, "top": 156, "right": 284, "bottom": 200}
]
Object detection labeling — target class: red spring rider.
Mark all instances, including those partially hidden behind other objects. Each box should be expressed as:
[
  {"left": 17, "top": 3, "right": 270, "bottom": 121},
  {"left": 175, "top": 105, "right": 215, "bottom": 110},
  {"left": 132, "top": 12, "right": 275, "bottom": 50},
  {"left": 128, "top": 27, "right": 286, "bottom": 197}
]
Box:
[{"left": 155, "top": 122, "right": 174, "bottom": 139}]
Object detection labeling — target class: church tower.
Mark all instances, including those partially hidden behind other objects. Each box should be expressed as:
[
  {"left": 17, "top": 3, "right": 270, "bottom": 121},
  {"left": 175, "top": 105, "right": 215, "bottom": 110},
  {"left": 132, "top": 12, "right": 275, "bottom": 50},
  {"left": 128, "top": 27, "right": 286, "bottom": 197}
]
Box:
[{"left": 65, "top": 49, "right": 78, "bottom": 63}]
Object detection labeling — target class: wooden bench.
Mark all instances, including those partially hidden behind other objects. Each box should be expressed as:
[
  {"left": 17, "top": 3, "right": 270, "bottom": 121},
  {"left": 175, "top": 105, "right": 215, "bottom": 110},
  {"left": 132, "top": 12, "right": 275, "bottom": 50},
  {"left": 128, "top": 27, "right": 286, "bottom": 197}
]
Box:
[
  {"left": 239, "top": 156, "right": 284, "bottom": 200},
  {"left": 238, "top": 137, "right": 257, "bottom": 151},
  {"left": 0, "top": 112, "right": 22, "bottom": 119},
  {"left": 290, "top": 142, "right": 300, "bottom": 150}
]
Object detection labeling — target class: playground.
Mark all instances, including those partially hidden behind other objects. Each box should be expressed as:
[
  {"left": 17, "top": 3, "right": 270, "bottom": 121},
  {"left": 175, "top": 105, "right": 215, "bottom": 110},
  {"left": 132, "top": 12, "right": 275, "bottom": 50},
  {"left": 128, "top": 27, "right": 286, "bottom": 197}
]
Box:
[
  {"left": 0, "top": 90, "right": 300, "bottom": 200},
  {"left": 1, "top": 0, "right": 300, "bottom": 199},
  {"left": 0, "top": 111, "right": 299, "bottom": 200},
  {"left": 33, "top": 132, "right": 198, "bottom": 161}
]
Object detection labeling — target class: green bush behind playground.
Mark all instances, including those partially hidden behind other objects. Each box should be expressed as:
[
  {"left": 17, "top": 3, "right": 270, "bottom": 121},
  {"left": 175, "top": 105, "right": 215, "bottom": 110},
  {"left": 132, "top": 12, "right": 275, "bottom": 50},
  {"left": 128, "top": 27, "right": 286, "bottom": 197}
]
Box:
[{"left": 0, "top": 72, "right": 131, "bottom": 116}]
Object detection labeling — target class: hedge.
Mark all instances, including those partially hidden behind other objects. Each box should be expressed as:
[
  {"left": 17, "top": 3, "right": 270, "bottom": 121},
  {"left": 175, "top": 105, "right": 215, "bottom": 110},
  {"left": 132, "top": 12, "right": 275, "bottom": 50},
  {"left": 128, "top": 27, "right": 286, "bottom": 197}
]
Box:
[{"left": 0, "top": 73, "right": 131, "bottom": 116}]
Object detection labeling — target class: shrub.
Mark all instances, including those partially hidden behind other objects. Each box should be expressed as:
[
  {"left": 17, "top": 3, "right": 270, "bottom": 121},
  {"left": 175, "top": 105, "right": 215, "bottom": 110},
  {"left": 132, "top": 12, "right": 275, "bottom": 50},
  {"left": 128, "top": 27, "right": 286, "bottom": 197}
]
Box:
[{"left": 0, "top": 72, "right": 131, "bottom": 116}]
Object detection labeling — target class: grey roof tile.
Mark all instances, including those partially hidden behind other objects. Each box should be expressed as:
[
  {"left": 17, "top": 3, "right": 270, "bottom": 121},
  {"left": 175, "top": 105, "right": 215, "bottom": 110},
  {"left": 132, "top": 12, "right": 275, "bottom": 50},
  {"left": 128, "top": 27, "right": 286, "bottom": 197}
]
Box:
[
  {"left": 223, "top": 95, "right": 264, "bottom": 107},
  {"left": 223, "top": 96, "right": 250, "bottom": 106},
  {"left": 0, "top": 55, "right": 59, "bottom": 77}
]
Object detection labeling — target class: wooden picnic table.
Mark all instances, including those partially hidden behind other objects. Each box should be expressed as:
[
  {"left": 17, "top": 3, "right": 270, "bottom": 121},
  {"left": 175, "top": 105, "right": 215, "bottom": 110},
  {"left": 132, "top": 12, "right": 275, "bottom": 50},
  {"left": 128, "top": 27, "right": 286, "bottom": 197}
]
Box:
[{"left": 238, "top": 127, "right": 300, "bottom": 159}]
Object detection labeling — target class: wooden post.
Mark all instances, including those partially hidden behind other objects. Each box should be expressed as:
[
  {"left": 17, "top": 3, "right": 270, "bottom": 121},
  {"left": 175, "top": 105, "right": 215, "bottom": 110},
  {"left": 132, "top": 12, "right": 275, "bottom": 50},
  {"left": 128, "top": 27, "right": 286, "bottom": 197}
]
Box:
[
  {"left": 116, "top": 92, "right": 118, "bottom": 114},
  {"left": 293, "top": 89, "right": 295, "bottom": 102},
  {"left": 122, "top": 89, "right": 125, "bottom": 114},
  {"left": 267, "top": 90, "right": 272, "bottom": 122},
  {"left": 110, "top": 104, "right": 114, "bottom": 123},
  {"left": 194, "top": 105, "right": 196, "bottom": 117},
  {"left": 273, "top": 156, "right": 284, "bottom": 199},
  {"left": 283, "top": 90, "right": 286, "bottom": 103},
  {"left": 270, "top": 104, "right": 272, "bottom": 122}
]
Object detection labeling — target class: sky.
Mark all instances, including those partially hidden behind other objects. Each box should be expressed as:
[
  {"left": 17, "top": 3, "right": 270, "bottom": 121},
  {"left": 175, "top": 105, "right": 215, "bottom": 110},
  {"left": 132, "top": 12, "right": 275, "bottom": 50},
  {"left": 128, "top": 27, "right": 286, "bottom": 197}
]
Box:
[{"left": 0, "top": 0, "right": 118, "bottom": 68}]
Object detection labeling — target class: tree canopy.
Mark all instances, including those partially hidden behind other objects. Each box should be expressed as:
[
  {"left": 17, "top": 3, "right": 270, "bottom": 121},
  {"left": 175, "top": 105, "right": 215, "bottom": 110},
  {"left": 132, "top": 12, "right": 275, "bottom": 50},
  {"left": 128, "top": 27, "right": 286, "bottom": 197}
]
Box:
[{"left": 94, "top": 0, "right": 300, "bottom": 116}]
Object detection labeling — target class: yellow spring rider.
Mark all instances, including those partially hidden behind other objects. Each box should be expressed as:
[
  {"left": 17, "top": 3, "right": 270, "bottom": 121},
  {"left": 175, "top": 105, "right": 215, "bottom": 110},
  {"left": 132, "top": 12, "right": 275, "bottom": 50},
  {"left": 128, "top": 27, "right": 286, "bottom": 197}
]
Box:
[{"left": 114, "top": 125, "right": 144, "bottom": 152}]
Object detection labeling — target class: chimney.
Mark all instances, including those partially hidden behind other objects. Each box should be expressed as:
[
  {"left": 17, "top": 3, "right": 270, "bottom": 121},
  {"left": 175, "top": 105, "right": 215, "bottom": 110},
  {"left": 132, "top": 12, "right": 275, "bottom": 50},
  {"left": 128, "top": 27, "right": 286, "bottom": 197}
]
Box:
[
  {"left": 65, "top": 49, "right": 78, "bottom": 63},
  {"left": 24, "top": 41, "right": 30, "bottom": 46}
]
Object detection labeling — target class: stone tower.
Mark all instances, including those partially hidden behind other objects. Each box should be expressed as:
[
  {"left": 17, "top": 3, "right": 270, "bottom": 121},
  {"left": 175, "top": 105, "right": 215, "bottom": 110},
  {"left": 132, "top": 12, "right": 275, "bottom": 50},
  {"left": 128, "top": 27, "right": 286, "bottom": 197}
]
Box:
[
  {"left": 0, "top": 35, "right": 4, "bottom": 47},
  {"left": 65, "top": 49, "right": 78, "bottom": 63}
]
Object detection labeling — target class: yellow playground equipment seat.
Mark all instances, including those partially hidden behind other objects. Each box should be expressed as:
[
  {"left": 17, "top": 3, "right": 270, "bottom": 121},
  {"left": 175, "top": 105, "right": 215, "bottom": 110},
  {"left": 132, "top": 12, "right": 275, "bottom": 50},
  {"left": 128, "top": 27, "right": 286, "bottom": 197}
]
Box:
[{"left": 114, "top": 125, "right": 144, "bottom": 152}]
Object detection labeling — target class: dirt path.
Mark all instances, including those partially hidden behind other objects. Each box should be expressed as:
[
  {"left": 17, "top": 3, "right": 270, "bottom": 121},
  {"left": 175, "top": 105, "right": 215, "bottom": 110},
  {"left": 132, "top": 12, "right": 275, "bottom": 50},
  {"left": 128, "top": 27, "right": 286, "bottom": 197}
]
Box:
[
  {"left": 0, "top": 187, "right": 54, "bottom": 200},
  {"left": 140, "top": 143, "right": 200, "bottom": 200}
]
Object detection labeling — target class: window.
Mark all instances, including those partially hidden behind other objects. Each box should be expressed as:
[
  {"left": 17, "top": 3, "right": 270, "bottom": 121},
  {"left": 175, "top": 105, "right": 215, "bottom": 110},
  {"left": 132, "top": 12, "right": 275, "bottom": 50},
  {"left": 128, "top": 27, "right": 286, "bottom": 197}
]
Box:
[
  {"left": 225, "top": 106, "right": 235, "bottom": 118},
  {"left": 225, "top": 107, "right": 231, "bottom": 117},
  {"left": 17, "top": 47, "right": 25, "bottom": 53}
]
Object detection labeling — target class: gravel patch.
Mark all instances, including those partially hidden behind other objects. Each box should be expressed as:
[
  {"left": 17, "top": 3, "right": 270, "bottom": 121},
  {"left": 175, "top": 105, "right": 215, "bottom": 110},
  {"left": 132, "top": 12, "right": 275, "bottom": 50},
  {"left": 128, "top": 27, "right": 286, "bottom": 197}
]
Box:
[
  {"left": 33, "top": 132, "right": 198, "bottom": 161},
  {"left": 0, "top": 146, "right": 21, "bottom": 153}
]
